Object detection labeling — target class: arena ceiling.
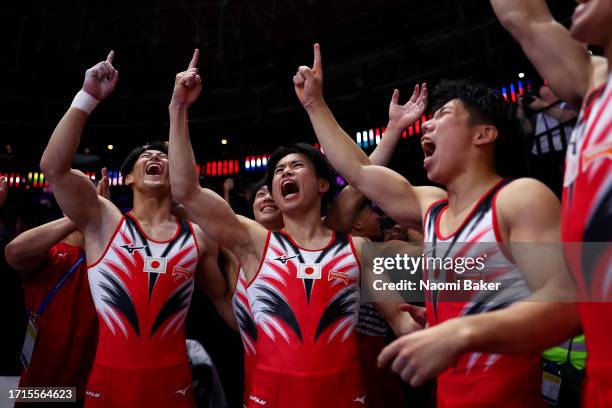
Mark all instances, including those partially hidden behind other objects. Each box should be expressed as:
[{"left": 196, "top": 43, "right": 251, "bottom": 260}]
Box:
[{"left": 0, "top": 0, "right": 574, "bottom": 171}]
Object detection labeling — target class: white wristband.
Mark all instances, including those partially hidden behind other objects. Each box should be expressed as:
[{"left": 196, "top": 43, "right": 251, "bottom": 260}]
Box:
[{"left": 71, "top": 90, "right": 99, "bottom": 114}]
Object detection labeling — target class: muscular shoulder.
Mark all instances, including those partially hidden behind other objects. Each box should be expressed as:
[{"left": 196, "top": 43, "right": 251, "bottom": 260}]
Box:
[
  {"left": 415, "top": 185, "right": 447, "bottom": 220},
  {"left": 350, "top": 235, "right": 368, "bottom": 253},
  {"left": 190, "top": 223, "right": 218, "bottom": 258},
  {"left": 589, "top": 56, "right": 609, "bottom": 93},
  {"left": 495, "top": 178, "right": 561, "bottom": 242},
  {"left": 496, "top": 178, "right": 558, "bottom": 208}
]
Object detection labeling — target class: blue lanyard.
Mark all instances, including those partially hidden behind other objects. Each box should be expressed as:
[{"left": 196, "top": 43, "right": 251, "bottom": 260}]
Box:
[{"left": 29, "top": 254, "right": 85, "bottom": 321}]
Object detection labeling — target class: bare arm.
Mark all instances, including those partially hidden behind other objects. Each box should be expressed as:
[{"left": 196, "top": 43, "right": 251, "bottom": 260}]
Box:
[
  {"left": 370, "top": 86, "right": 427, "bottom": 166},
  {"left": 5, "top": 218, "right": 77, "bottom": 273},
  {"left": 378, "top": 179, "right": 581, "bottom": 386},
  {"left": 194, "top": 229, "right": 228, "bottom": 299},
  {"left": 293, "top": 45, "right": 445, "bottom": 230},
  {"left": 324, "top": 186, "right": 365, "bottom": 232},
  {"left": 489, "top": 0, "right": 600, "bottom": 106},
  {"left": 543, "top": 105, "right": 578, "bottom": 123},
  {"left": 6, "top": 167, "right": 108, "bottom": 274},
  {"left": 325, "top": 95, "right": 427, "bottom": 232},
  {"left": 355, "top": 237, "right": 424, "bottom": 336},
  {"left": 458, "top": 178, "right": 580, "bottom": 353},
  {"left": 209, "top": 248, "right": 240, "bottom": 331},
  {"left": 168, "top": 51, "right": 265, "bottom": 271},
  {"left": 40, "top": 52, "right": 120, "bottom": 235}
]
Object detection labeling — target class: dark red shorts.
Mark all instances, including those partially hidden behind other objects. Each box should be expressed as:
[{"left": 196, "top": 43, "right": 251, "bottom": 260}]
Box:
[
  {"left": 436, "top": 358, "right": 545, "bottom": 408},
  {"left": 84, "top": 363, "right": 195, "bottom": 408},
  {"left": 245, "top": 364, "right": 366, "bottom": 408}
]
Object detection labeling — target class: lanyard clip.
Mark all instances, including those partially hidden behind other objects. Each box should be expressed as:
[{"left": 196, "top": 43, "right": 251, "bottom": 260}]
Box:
[{"left": 29, "top": 311, "right": 40, "bottom": 323}]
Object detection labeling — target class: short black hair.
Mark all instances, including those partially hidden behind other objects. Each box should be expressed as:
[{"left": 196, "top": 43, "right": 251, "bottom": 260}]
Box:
[
  {"left": 248, "top": 178, "right": 268, "bottom": 217},
  {"left": 265, "top": 143, "right": 338, "bottom": 213},
  {"left": 430, "top": 79, "right": 522, "bottom": 177},
  {"left": 120, "top": 141, "right": 168, "bottom": 177}
]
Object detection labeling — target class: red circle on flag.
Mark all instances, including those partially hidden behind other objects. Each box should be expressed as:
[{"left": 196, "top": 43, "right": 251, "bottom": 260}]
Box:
[
  {"left": 305, "top": 267, "right": 314, "bottom": 275},
  {"left": 151, "top": 261, "right": 160, "bottom": 268}
]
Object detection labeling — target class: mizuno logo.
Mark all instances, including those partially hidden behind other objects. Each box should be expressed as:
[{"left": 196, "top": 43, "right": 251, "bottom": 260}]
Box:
[
  {"left": 249, "top": 395, "right": 267, "bottom": 405},
  {"left": 121, "top": 244, "right": 148, "bottom": 254},
  {"left": 274, "top": 254, "right": 299, "bottom": 264},
  {"left": 175, "top": 384, "right": 191, "bottom": 395},
  {"left": 354, "top": 395, "right": 366, "bottom": 404}
]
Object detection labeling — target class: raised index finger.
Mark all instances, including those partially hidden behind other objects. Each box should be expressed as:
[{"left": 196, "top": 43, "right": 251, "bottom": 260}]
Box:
[
  {"left": 188, "top": 49, "right": 200, "bottom": 70},
  {"left": 106, "top": 50, "right": 115, "bottom": 64},
  {"left": 313, "top": 43, "right": 322, "bottom": 73}
]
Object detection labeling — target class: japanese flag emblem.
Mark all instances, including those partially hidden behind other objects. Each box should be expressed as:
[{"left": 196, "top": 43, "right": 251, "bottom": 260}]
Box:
[
  {"left": 298, "top": 264, "right": 321, "bottom": 280},
  {"left": 144, "top": 257, "right": 167, "bottom": 274}
]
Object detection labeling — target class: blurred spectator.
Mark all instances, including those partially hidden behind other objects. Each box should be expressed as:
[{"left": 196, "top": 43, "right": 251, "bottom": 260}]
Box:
[
  {"left": 351, "top": 200, "right": 383, "bottom": 242},
  {"left": 4, "top": 169, "right": 108, "bottom": 407},
  {"left": 351, "top": 202, "right": 407, "bottom": 408},
  {"left": 379, "top": 215, "right": 426, "bottom": 244},
  {"left": 222, "top": 177, "right": 250, "bottom": 216},
  {"left": 517, "top": 85, "right": 578, "bottom": 155},
  {"left": 6, "top": 220, "right": 98, "bottom": 408}
]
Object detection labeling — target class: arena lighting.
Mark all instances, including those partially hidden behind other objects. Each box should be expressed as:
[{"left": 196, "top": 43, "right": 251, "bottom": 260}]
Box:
[
  {"left": 510, "top": 83, "right": 517, "bottom": 103},
  {"left": 2, "top": 160, "right": 242, "bottom": 190},
  {"left": 0, "top": 75, "right": 533, "bottom": 183},
  {"left": 107, "top": 144, "right": 114, "bottom": 150},
  {"left": 221, "top": 139, "right": 228, "bottom": 145},
  {"left": 203, "top": 160, "right": 241, "bottom": 176},
  {"left": 244, "top": 155, "right": 271, "bottom": 172},
  {"left": 518, "top": 72, "right": 525, "bottom": 79},
  {"left": 353, "top": 80, "right": 530, "bottom": 150}
]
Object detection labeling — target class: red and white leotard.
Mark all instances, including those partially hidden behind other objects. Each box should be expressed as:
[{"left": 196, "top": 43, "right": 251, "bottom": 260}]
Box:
[
  {"left": 85, "top": 213, "right": 199, "bottom": 407},
  {"left": 561, "top": 74, "right": 612, "bottom": 407},
  {"left": 238, "top": 230, "right": 366, "bottom": 408},
  {"left": 232, "top": 268, "right": 258, "bottom": 403},
  {"left": 422, "top": 180, "right": 544, "bottom": 408}
]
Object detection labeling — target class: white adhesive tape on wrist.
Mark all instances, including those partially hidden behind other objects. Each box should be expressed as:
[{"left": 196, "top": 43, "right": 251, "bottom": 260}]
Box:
[{"left": 71, "top": 90, "right": 99, "bottom": 114}]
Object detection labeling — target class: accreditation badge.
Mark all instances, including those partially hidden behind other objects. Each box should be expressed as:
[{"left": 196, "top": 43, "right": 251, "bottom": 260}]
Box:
[{"left": 20, "top": 318, "right": 38, "bottom": 369}]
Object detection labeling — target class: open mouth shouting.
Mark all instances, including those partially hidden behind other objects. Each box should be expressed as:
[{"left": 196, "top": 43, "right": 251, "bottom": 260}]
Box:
[
  {"left": 281, "top": 179, "right": 300, "bottom": 200},
  {"left": 421, "top": 137, "right": 436, "bottom": 170},
  {"left": 145, "top": 162, "right": 164, "bottom": 179}
]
